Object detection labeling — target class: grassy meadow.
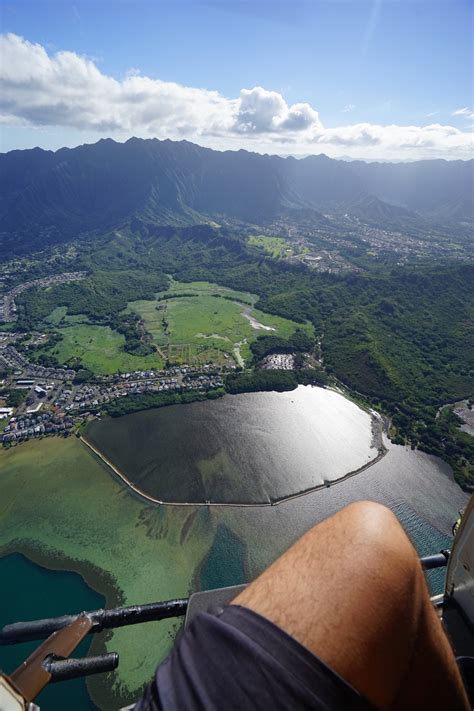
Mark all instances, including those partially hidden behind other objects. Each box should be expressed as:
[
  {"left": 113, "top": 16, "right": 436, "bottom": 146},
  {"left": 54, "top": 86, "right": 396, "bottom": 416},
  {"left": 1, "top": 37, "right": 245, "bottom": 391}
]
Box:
[
  {"left": 37, "top": 321, "right": 162, "bottom": 374},
  {"left": 32, "top": 281, "right": 311, "bottom": 372},
  {"left": 247, "top": 235, "right": 309, "bottom": 259},
  {"left": 128, "top": 280, "right": 313, "bottom": 365}
]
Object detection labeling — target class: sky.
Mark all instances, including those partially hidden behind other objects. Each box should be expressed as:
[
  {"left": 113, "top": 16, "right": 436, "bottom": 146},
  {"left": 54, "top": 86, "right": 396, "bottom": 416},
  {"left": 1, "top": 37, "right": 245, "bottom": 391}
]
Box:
[{"left": 0, "top": 0, "right": 473, "bottom": 160}]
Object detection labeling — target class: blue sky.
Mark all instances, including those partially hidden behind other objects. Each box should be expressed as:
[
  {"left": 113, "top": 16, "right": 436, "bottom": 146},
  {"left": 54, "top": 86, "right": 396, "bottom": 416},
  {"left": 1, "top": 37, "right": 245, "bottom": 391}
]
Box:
[{"left": 1, "top": 0, "right": 473, "bottom": 159}]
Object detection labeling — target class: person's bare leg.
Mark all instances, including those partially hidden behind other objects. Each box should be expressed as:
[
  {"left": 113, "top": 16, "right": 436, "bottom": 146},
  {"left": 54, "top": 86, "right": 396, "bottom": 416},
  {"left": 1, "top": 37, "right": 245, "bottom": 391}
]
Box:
[{"left": 232, "top": 501, "right": 469, "bottom": 710}]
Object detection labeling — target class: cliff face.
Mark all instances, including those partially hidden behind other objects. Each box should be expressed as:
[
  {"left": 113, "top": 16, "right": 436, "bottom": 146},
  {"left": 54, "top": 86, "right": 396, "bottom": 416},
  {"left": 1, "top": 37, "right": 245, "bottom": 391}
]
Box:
[{"left": 0, "top": 137, "right": 472, "bottom": 252}]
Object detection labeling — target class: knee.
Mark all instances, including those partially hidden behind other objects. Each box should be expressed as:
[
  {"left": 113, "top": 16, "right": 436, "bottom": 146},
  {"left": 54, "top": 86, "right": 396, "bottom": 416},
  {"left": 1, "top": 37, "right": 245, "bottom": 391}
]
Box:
[
  {"left": 320, "top": 501, "right": 423, "bottom": 589},
  {"left": 343, "top": 500, "right": 415, "bottom": 552}
]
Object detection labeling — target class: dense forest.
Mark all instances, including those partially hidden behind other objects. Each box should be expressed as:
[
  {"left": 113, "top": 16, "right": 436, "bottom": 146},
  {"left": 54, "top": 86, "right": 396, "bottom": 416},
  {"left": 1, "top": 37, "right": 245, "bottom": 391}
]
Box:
[
  {"left": 249, "top": 330, "right": 314, "bottom": 362},
  {"left": 103, "top": 387, "right": 225, "bottom": 417},
  {"left": 15, "top": 222, "right": 474, "bottom": 488}
]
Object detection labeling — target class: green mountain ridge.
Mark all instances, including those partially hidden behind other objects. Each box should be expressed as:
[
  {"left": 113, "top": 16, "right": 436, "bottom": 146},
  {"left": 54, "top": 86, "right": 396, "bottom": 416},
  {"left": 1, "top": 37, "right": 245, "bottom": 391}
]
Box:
[{"left": 1, "top": 137, "right": 472, "bottom": 254}]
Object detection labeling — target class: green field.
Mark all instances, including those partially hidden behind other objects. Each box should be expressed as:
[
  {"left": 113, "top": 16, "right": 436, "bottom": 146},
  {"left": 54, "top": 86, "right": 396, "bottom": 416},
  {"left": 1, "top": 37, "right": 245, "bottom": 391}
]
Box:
[
  {"left": 247, "top": 235, "right": 309, "bottom": 259},
  {"left": 37, "top": 321, "right": 162, "bottom": 374},
  {"left": 127, "top": 280, "right": 313, "bottom": 366},
  {"left": 159, "top": 280, "right": 256, "bottom": 304},
  {"left": 44, "top": 306, "right": 68, "bottom": 325},
  {"left": 35, "top": 281, "right": 312, "bottom": 373}
]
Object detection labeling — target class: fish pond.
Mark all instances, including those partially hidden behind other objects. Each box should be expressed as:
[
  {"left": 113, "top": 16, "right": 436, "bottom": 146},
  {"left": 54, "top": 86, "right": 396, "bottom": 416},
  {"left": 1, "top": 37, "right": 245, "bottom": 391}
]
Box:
[
  {"left": 85, "top": 386, "right": 381, "bottom": 504},
  {"left": 0, "top": 386, "right": 467, "bottom": 709}
]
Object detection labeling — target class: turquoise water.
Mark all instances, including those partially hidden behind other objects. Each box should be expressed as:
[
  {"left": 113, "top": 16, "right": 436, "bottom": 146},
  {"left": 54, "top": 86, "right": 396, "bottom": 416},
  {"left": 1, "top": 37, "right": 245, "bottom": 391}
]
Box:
[
  {"left": 0, "top": 553, "right": 103, "bottom": 711},
  {"left": 2, "top": 389, "right": 467, "bottom": 708},
  {"left": 392, "top": 501, "right": 451, "bottom": 594},
  {"left": 200, "top": 524, "right": 247, "bottom": 590}
]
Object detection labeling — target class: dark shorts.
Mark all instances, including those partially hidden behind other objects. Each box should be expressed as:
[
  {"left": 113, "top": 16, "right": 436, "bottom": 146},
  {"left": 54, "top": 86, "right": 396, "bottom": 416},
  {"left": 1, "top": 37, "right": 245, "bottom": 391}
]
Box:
[{"left": 134, "top": 605, "right": 376, "bottom": 710}]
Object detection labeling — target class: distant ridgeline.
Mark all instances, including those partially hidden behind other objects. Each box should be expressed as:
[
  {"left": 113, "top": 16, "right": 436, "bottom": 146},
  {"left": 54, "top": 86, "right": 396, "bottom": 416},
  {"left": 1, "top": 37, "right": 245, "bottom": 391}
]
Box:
[{"left": 0, "top": 137, "right": 473, "bottom": 254}]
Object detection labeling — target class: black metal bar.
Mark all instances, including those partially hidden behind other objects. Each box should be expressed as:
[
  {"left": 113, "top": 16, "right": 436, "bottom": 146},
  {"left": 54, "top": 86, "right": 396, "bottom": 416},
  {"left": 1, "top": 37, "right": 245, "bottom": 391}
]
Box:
[
  {"left": 43, "top": 653, "right": 119, "bottom": 682},
  {"left": 0, "top": 598, "right": 188, "bottom": 646},
  {"left": 421, "top": 550, "right": 450, "bottom": 570},
  {"left": 0, "top": 550, "right": 452, "bottom": 647}
]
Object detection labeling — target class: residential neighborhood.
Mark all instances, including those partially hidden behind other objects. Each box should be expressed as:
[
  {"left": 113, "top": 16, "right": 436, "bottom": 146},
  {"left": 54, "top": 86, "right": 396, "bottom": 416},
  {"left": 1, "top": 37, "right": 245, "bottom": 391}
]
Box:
[
  {"left": 1, "top": 342, "right": 228, "bottom": 445},
  {"left": 0, "top": 341, "right": 76, "bottom": 380},
  {"left": 0, "top": 272, "right": 86, "bottom": 322}
]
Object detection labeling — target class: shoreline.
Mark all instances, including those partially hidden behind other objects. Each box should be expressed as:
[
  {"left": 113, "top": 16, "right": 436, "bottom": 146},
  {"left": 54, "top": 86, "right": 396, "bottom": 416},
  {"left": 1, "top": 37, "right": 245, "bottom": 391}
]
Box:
[
  {"left": 1, "top": 413, "right": 465, "bottom": 710},
  {"left": 0, "top": 540, "right": 122, "bottom": 609},
  {"left": 0, "top": 542, "right": 126, "bottom": 711},
  {"left": 80, "top": 408, "right": 388, "bottom": 508},
  {"left": 0, "top": 387, "right": 392, "bottom": 709}
]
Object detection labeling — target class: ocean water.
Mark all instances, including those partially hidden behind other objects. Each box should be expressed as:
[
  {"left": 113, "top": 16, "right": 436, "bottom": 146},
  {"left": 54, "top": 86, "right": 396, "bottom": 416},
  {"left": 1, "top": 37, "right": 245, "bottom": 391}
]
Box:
[
  {"left": 1, "top": 387, "right": 468, "bottom": 709},
  {"left": 0, "top": 553, "right": 103, "bottom": 711}
]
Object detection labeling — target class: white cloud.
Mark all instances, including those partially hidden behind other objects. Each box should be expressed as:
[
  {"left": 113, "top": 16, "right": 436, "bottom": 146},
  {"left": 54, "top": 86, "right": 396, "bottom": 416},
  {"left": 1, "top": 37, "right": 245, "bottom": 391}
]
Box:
[
  {"left": 235, "top": 87, "right": 281, "bottom": 133},
  {"left": 452, "top": 107, "right": 474, "bottom": 120},
  {"left": 1, "top": 34, "right": 473, "bottom": 160},
  {"left": 0, "top": 33, "right": 235, "bottom": 136},
  {"left": 341, "top": 104, "right": 356, "bottom": 113},
  {"left": 314, "top": 122, "right": 464, "bottom": 150},
  {"left": 234, "top": 86, "right": 321, "bottom": 134}
]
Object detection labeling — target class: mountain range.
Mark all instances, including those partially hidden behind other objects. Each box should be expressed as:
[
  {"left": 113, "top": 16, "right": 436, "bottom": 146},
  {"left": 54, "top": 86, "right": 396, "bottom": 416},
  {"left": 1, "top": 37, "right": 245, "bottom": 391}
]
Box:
[{"left": 0, "top": 138, "right": 472, "bottom": 254}]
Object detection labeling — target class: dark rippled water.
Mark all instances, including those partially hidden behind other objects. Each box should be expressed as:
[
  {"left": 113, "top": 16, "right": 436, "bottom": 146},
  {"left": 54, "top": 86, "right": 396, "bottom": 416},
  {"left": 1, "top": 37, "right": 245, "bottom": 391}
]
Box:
[
  {"left": 1, "top": 388, "right": 468, "bottom": 711},
  {"left": 87, "top": 385, "right": 467, "bottom": 594},
  {"left": 87, "top": 386, "right": 377, "bottom": 503}
]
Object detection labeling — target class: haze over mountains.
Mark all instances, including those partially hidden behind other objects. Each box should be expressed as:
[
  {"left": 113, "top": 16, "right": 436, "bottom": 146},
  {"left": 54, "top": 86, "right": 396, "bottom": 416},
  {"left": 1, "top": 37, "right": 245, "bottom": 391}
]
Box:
[{"left": 0, "top": 137, "right": 472, "bottom": 253}]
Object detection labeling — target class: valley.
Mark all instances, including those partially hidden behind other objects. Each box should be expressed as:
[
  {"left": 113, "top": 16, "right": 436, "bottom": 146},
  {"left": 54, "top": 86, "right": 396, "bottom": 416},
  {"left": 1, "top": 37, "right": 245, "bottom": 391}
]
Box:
[
  {"left": 1, "top": 139, "right": 472, "bottom": 264},
  {"left": 1, "top": 215, "right": 472, "bottom": 489},
  {"left": 1, "top": 2, "right": 473, "bottom": 708},
  {"left": 0, "top": 138, "right": 472, "bottom": 711}
]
